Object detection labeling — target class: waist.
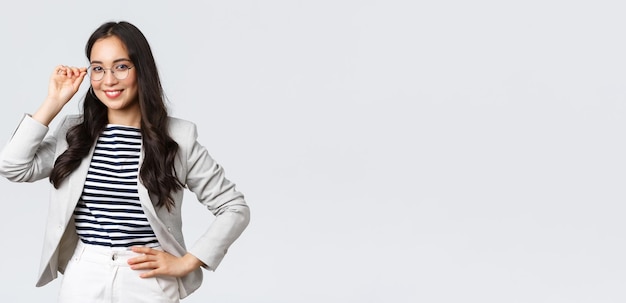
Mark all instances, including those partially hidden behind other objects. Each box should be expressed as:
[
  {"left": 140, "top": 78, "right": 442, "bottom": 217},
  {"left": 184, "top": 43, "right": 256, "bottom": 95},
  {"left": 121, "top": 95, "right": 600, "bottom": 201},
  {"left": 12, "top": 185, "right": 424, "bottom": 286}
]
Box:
[{"left": 72, "top": 240, "right": 163, "bottom": 266}]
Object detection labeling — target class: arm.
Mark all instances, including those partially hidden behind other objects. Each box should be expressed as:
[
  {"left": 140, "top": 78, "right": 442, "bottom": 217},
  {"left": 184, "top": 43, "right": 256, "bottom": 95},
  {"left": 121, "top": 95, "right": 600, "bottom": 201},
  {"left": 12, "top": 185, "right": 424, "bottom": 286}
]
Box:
[
  {"left": 182, "top": 123, "right": 250, "bottom": 270},
  {"left": 0, "top": 66, "right": 86, "bottom": 182},
  {"left": 0, "top": 115, "right": 56, "bottom": 182},
  {"left": 128, "top": 122, "right": 250, "bottom": 277}
]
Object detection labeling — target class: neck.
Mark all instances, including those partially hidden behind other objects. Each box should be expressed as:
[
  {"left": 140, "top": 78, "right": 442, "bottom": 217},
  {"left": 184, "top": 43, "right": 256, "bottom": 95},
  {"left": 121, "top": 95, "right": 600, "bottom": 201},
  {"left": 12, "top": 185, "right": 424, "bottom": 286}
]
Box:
[{"left": 107, "top": 109, "right": 141, "bottom": 128}]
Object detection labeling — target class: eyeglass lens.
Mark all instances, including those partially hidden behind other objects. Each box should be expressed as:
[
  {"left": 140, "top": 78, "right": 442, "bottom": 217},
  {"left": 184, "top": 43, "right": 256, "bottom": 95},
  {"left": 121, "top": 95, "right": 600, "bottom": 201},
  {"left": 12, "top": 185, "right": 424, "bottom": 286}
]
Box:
[{"left": 88, "top": 65, "right": 132, "bottom": 81}]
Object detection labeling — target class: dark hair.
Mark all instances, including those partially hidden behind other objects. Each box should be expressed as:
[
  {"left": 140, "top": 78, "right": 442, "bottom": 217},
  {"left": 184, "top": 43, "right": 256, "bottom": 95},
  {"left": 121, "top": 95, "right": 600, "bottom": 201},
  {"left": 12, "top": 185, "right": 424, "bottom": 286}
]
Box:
[{"left": 50, "top": 21, "right": 183, "bottom": 211}]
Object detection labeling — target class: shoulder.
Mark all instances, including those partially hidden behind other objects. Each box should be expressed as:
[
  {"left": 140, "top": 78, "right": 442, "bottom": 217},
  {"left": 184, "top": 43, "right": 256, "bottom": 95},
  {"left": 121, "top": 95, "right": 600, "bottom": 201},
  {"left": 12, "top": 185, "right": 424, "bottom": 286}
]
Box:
[
  {"left": 54, "top": 114, "right": 82, "bottom": 134},
  {"left": 167, "top": 116, "right": 198, "bottom": 135},
  {"left": 166, "top": 116, "right": 199, "bottom": 145},
  {"left": 167, "top": 116, "right": 196, "bottom": 131},
  {"left": 59, "top": 114, "right": 82, "bottom": 126},
  {"left": 64, "top": 114, "right": 82, "bottom": 124}
]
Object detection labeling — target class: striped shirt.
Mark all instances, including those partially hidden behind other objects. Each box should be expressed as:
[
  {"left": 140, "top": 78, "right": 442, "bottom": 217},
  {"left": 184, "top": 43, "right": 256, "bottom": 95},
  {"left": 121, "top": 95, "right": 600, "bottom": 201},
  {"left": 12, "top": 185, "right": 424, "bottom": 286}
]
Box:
[{"left": 73, "top": 125, "right": 160, "bottom": 250}]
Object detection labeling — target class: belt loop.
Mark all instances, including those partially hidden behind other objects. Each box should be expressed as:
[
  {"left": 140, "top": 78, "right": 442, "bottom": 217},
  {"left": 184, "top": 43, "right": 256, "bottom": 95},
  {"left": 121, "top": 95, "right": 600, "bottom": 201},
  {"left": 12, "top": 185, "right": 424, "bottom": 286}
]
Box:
[{"left": 75, "top": 241, "right": 86, "bottom": 262}]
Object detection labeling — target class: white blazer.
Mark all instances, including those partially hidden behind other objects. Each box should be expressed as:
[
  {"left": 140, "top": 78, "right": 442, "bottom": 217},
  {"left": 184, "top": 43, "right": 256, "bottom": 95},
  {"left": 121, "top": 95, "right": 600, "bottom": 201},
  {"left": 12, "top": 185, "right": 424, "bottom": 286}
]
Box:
[{"left": 0, "top": 114, "right": 250, "bottom": 299}]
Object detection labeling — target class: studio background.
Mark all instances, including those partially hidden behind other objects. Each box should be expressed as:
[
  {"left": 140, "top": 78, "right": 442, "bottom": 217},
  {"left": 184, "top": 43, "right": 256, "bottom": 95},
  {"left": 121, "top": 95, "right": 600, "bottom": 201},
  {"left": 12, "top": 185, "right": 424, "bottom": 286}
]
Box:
[{"left": 1, "top": 1, "right": 625, "bottom": 302}]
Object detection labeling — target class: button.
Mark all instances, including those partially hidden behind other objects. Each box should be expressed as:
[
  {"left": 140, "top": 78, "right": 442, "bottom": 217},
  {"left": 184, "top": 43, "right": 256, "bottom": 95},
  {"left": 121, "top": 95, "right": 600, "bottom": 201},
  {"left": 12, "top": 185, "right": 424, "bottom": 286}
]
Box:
[{"left": 112, "top": 254, "right": 117, "bottom": 261}]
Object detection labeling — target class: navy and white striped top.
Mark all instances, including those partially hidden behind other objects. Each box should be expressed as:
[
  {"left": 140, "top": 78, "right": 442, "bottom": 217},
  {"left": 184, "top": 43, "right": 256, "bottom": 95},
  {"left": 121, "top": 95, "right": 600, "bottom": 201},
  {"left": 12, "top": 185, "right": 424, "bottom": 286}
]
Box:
[{"left": 73, "top": 125, "right": 160, "bottom": 250}]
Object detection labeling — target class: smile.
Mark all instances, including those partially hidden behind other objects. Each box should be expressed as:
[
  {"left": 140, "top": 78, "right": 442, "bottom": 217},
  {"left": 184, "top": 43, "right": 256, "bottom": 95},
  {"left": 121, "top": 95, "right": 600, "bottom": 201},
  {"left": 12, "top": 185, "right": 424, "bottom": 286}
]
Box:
[{"left": 104, "top": 90, "right": 123, "bottom": 98}]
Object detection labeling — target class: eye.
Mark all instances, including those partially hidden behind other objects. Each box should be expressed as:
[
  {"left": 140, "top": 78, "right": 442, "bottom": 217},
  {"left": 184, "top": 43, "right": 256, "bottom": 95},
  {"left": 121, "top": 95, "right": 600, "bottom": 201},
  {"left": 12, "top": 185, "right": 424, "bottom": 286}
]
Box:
[
  {"left": 114, "top": 63, "right": 131, "bottom": 71},
  {"left": 90, "top": 65, "right": 104, "bottom": 73}
]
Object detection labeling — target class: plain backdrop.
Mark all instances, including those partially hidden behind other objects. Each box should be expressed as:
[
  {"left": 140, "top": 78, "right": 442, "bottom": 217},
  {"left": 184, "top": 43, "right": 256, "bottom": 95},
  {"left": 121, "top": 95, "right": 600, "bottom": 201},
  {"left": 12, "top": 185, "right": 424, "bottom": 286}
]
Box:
[{"left": 1, "top": 1, "right": 625, "bottom": 302}]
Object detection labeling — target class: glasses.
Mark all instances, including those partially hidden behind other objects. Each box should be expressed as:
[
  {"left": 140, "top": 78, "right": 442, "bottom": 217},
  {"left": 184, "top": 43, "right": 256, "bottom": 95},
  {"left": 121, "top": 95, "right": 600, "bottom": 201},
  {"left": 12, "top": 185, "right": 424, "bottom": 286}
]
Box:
[{"left": 88, "top": 63, "right": 134, "bottom": 81}]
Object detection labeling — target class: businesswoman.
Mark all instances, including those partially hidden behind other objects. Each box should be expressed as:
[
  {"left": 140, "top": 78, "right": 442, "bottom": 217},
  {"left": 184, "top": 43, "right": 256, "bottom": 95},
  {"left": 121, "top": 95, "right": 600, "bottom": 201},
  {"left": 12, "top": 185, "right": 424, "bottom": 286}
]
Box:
[{"left": 0, "top": 21, "right": 250, "bottom": 303}]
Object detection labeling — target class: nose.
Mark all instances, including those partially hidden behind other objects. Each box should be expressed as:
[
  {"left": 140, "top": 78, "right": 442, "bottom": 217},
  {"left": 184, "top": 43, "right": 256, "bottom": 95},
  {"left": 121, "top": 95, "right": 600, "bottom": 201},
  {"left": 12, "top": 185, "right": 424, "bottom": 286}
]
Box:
[{"left": 102, "top": 69, "right": 118, "bottom": 85}]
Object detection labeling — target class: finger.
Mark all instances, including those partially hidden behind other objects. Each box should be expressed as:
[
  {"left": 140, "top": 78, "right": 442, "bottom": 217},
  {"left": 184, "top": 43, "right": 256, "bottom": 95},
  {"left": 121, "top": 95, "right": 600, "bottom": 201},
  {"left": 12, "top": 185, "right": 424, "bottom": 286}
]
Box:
[
  {"left": 130, "top": 260, "right": 159, "bottom": 270},
  {"left": 69, "top": 66, "right": 80, "bottom": 77},
  {"left": 65, "top": 66, "right": 73, "bottom": 78},
  {"left": 74, "top": 71, "right": 87, "bottom": 87},
  {"left": 55, "top": 65, "right": 67, "bottom": 76},
  {"left": 61, "top": 66, "right": 70, "bottom": 77},
  {"left": 139, "top": 269, "right": 160, "bottom": 279},
  {"left": 131, "top": 246, "right": 158, "bottom": 255},
  {"left": 127, "top": 254, "right": 155, "bottom": 265},
  {"left": 70, "top": 66, "right": 84, "bottom": 77}
]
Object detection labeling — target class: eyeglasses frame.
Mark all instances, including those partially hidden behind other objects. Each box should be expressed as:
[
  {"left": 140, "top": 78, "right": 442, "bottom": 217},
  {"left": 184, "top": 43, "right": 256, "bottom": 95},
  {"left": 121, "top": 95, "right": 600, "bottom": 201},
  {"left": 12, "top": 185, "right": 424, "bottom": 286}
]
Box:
[{"left": 88, "top": 63, "right": 135, "bottom": 81}]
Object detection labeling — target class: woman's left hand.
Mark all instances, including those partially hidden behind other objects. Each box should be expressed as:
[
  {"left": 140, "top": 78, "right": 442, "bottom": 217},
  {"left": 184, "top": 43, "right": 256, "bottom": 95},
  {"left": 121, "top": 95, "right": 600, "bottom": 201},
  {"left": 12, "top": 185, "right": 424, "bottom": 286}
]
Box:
[{"left": 127, "top": 247, "right": 204, "bottom": 278}]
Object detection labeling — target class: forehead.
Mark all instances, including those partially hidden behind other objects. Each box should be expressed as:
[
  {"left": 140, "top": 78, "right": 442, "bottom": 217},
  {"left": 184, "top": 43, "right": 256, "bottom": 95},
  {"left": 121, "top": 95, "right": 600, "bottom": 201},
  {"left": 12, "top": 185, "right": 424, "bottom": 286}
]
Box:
[{"left": 90, "top": 36, "right": 130, "bottom": 63}]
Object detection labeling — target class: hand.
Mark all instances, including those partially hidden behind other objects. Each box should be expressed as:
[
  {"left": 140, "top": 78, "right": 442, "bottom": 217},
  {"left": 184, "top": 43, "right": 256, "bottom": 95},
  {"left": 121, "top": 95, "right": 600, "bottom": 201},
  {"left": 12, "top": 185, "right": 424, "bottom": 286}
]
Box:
[
  {"left": 32, "top": 65, "right": 88, "bottom": 125},
  {"left": 47, "top": 65, "right": 87, "bottom": 105},
  {"left": 127, "top": 247, "right": 204, "bottom": 278}
]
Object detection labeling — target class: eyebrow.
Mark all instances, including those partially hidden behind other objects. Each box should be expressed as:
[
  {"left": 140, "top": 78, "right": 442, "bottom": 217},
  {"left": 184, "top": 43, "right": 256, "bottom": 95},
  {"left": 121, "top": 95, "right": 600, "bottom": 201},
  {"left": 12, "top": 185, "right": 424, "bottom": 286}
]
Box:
[{"left": 90, "top": 58, "right": 132, "bottom": 65}]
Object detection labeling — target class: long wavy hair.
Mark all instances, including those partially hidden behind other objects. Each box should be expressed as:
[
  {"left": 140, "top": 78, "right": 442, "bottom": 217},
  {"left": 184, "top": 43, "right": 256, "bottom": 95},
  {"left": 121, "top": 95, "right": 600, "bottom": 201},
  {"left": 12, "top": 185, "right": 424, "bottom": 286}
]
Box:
[{"left": 50, "top": 21, "right": 183, "bottom": 211}]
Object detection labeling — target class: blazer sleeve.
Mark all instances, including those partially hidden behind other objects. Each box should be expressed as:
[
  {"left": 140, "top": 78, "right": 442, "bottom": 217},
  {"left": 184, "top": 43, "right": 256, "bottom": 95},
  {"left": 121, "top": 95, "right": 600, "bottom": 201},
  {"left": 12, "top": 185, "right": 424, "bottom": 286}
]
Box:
[
  {"left": 0, "top": 114, "right": 61, "bottom": 182},
  {"left": 181, "top": 122, "right": 250, "bottom": 270}
]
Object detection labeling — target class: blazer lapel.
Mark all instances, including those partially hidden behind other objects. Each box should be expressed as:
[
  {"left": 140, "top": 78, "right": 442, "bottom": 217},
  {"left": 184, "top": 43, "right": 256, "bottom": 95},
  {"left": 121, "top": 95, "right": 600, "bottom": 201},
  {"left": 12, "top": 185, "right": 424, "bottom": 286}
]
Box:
[{"left": 136, "top": 151, "right": 187, "bottom": 257}]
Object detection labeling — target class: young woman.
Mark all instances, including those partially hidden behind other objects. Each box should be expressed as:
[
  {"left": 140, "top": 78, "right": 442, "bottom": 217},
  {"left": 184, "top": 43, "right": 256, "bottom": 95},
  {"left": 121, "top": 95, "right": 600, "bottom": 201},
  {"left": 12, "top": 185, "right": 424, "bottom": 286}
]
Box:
[{"left": 0, "top": 21, "right": 250, "bottom": 303}]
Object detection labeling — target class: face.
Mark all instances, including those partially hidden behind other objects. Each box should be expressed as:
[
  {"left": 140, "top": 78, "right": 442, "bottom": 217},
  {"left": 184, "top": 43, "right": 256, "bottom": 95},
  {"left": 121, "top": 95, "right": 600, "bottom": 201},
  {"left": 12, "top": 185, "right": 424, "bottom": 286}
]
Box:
[{"left": 89, "top": 36, "right": 139, "bottom": 119}]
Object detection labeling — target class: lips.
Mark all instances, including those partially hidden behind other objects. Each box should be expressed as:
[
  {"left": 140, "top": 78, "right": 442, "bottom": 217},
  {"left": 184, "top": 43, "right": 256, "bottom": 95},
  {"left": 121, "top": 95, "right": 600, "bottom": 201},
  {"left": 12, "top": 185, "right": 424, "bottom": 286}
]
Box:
[{"left": 104, "top": 90, "right": 123, "bottom": 99}]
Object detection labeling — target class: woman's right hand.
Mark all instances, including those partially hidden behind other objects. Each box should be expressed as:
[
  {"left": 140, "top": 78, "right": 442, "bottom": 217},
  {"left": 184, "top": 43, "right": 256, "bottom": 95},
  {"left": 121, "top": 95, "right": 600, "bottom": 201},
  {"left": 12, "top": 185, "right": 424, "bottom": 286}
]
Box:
[
  {"left": 47, "top": 65, "right": 87, "bottom": 106},
  {"left": 33, "top": 65, "right": 87, "bottom": 126}
]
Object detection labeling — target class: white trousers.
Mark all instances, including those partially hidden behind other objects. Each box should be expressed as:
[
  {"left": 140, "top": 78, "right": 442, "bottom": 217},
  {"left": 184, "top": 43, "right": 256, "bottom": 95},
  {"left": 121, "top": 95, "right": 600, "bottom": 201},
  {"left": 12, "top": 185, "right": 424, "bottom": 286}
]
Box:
[{"left": 58, "top": 241, "right": 180, "bottom": 303}]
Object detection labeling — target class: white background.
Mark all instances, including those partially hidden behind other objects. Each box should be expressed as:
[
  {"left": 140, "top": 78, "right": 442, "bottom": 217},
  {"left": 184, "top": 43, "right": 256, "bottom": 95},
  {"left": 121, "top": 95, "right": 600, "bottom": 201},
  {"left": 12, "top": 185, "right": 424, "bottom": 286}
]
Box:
[{"left": 0, "top": 1, "right": 625, "bottom": 302}]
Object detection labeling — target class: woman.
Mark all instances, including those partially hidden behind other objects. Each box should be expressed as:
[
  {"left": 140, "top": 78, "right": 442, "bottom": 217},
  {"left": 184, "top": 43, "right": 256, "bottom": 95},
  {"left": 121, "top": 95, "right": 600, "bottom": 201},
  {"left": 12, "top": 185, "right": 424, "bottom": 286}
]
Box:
[{"left": 0, "top": 21, "right": 250, "bottom": 302}]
